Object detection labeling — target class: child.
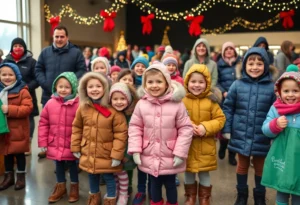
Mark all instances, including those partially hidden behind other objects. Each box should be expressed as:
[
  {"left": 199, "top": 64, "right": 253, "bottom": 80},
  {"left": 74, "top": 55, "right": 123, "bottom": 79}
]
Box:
[
  {"left": 128, "top": 63, "right": 193, "bottom": 205},
  {"left": 130, "top": 56, "right": 149, "bottom": 87},
  {"left": 183, "top": 64, "right": 226, "bottom": 205},
  {"left": 38, "top": 72, "right": 79, "bottom": 203},
  {"left": 261, "top": 65, "right": 300, "bottom": 205},
  {"left": 162, "top": 54, "right": 184, "bottom": 85},
  {"left": 91, "top": 57, "right": 112, "bottom": 86},
  {"left": 109, "top": 82, "right": 139, "bottom": 204},
  {"left": 110, "top": 65, "right": 121, "bottom": 84},
  {"left": 71, "top": 72, "right": 128, "bottom": 204},
  {"left": 115, "top": 50, "right": 130, "bottom": 69},
  {"left": 222, "top": 47, "right": 277, "bottom": 205},
  {"left": 117, "top": 69, "right": 135, "bottom": 86},
  {"left": 0, "top": 63, "right": 33, "bottom": 191}
]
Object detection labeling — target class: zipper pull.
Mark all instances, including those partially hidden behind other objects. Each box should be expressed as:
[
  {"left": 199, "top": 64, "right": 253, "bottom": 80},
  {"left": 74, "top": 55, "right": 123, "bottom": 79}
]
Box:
[{"left": 293, "top": 115, "right": 296, "bottom": 123}]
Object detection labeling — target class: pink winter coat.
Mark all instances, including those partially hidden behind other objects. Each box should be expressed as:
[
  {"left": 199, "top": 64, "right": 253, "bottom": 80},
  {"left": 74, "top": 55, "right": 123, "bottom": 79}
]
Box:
[
  {"left": 128, "top": 82, "right": 193, "bottom": 177},
  {"left": 171, "top": 73, "right": 184, "bottom": 85},
  {"left": 38, "top": 96, "right": 79, "bottom": 161}
]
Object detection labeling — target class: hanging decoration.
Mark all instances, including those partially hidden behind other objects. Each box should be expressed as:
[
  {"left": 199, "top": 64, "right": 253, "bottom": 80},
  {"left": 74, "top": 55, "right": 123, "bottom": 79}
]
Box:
[
  {"left": 186, "top": 15, "right": 204, "bottom": 37},
  {"left": 49, "top": 16, "right": 60, "bottom": 35},
  {"left": 141, "top": 13, "right": 155, "bottom": 35},
  {"left": 100, "top": 10, "right": 117, "bottom": 32},
  {"left": 280, "top": 9, "right": 295, "bottom": 29},
  {"left": 116, "top": 31, "right": 127, "bottom": 51}
]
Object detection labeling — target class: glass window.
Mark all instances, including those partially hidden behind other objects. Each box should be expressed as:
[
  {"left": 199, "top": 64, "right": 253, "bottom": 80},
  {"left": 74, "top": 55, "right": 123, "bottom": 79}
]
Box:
[
  {"left": 22, "top": 0, "right": 28, "bottom": 23},
  {"left": 0, "top": 22, "right": 18, "bottom": 56},
  {"left": 0, "top": 0, "right": 17, "bottom": 22}
]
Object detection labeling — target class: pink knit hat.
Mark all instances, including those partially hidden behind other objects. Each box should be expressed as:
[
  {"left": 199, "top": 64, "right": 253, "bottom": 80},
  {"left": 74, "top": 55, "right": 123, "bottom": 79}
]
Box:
[
  {"left": 110, "top": 65, "right": 121, "bottom": 74},
  {"left": 221, "top": 41, "right": 236, "bottom": 59}
]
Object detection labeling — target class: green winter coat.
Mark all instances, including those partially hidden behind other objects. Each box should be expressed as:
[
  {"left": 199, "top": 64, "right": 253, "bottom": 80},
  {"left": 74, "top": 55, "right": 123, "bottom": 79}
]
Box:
[{"left": 0, "top": 100, "right": 9, "bottom": 134}]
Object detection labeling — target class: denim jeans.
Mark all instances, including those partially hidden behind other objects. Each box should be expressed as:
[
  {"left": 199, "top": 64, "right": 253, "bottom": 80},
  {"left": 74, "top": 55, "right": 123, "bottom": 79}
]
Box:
[
  {"left": 137, "top": 168, "right": 151, "bottom": 193},
  {"left": 89, "top": 173, "right": 116, "bottom": 197},
  {"left": 55, "top": 160, "right": 79, "bottom": 183},
  {"left": 150, "top": 174, "right": 177, "bottom": 204},
  {"left": 4, "top": 153, "right": 26, "bottom": 172}
]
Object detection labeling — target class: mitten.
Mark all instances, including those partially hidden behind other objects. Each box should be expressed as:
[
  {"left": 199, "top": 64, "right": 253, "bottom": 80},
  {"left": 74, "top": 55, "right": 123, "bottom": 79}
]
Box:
[
  {"left": 133, "top": 153, "right": 141, "bottom": 165},
  {"left": 41, "top": 147, "right": 47, "bottom": 152},
  {"left": 111, "top": 159, "right": 121, "bottom": 167},
  {"left": 73, "top": 152, "right": 81, "bottom": 158},
  {"left": 173, "top": 156, "right": 184, "bottom": 167},
  {"left": 222, "top": 133, "right": 231, "bottom": 140}
]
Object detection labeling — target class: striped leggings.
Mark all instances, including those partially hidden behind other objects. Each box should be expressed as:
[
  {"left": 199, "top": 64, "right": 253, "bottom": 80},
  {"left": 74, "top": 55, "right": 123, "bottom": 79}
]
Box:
[{"left": 115, "top": 170, "right": 129, "bottom": 196}]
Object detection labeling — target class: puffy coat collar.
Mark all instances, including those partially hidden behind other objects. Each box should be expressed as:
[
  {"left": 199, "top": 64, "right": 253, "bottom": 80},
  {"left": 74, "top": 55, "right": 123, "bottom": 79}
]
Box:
[
  {"left": 51, "top": 95, "right": 79, "bottom": 105},
  {"left": 217, "top": 56, "right": 241, "bottom": 67}
]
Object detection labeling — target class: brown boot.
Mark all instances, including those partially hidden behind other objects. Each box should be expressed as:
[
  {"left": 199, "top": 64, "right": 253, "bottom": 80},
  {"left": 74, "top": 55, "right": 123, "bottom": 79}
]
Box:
[
  {"left": 184, "top": 182, "right": 197, "bottom": 205},
  {"left": 87, "top": 192, "right": 101, "bottom": 205},
  {"left": 68, "top": 183, "right": 79, "bottom": 203},
  {"left": 48, "top": 182, "right": 67, "bottom": 203},
  {"left": 198, "top": 184, "right": 212, "bottom": 205},
  {"left": 0, "top": 172, "right": 14, "bottom": 191},
  {"left": 15, "top": 173, "right": 26, "bottom": 190},
  {"left": 104, "top": 197, "right": 116, "bottom": 205}
]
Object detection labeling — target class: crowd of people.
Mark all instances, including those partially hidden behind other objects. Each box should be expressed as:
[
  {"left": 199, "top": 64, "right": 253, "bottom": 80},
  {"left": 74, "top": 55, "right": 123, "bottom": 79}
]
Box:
[{"left": 0, "top": 25, "right": 300, "bottom": 205}]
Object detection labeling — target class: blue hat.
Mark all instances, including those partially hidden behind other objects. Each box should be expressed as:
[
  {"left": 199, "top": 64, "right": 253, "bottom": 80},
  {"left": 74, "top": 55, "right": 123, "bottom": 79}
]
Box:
[
  {"left": 130, "top": 56, "right": 149, "bottom": 70},
  {"left": 0, "top": 63, "right": 22, "bottom": 82}
]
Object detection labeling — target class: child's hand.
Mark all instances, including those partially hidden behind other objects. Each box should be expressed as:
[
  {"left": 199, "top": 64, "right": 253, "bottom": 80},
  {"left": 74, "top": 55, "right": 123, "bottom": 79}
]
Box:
[
  {"left": 193, "top": 124, "right": 200, "bottom": 136},
  {"left": 133, "top": 153, "right": 141, "bottom": 165},
  {"left": 277, "top": 116, "right": 288, "bottom": 129},
  {"left": 1, "top": 105, "right": 8, "bottom": 114},
  {"left": 173, "top": 156, "right": 183, "bottom": 167},
  {"left": 197, "top": 124, "right": 206, "bottom": 137},
  {"left": 223, "top": 92, "right": 228, "bottom": 98}
]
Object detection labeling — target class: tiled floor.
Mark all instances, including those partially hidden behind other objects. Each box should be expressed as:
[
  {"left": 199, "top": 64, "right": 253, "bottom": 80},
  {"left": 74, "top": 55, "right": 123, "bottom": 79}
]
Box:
[{"left": 0, "top": 118, "right": 276, "bottom": 205}]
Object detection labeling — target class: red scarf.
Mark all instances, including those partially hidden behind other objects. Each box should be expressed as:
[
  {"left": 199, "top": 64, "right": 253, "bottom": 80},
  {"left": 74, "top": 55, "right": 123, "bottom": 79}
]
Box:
[
  {"left": 273, "top": 98, "right": 300, "bottom": 115},
  {"left": 11, "top": 52, "right": 23, "bottom": 62},
  {"left": 93, "top": 103, "right": 111, "bottom": 118}
]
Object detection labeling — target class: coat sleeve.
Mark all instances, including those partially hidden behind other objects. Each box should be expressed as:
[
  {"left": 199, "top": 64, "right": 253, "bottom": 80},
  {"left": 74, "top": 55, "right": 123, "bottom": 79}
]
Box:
[
  {"left": 262, "top": 106, "right": 282, "bottom": 138},
  {"left": 7, "top": 89, "right": 33, "bottom": 118},
  {"left": 201, "top": 102, "right": 226, "bottom": 137},
  {"left": 128, "top": 101, "right": 144, "bottom": 154},
  {"left": 210, "top": 61, "right": 218, "bottom": 87},
  {"left": 222, "top": 81, "right": 237, "bottom": 133},
  {"left": 275, "top": 53, "right": 286, "bottom": 73},
  {"left": 216, "top": 67, "right": 226, "bottom": 94},
  {"left": 71, "top": 107, "right": 83, "bottom": 152},
  {"left": 27, "top": 58, "right": 39, "bottom": 90},
  {"left": 38, "top": 103, "right": 50, "bottom": 148},
  {"left": 173, "top": 102, "right": 193, "bottom": 159},
  {"left": 182, "top": 60, "right": 191, "bottom": 79},
  {"left": 74, "top": 50, "right": 86, "bottom": 79},
  {"left": 111, "top": 111, "right": 128, "bottom": 160}
]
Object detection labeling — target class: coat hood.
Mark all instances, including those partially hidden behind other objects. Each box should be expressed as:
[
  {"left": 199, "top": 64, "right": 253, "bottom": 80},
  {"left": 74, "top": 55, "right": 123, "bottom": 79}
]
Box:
[
  {"left": 0, "top": 62, "right": 25, "bottom": 93},
  {"left": 192, "top": 38, "right": 211, "bottom": 64},
  {"left": 91, "top": 57, "right": 111, "bottom": 75},
  {"left": 52, "top": 72, "right": 78, "bottom": 99},
  {"left": 253, "top": 37, "right": 269, "bottom": 50}
]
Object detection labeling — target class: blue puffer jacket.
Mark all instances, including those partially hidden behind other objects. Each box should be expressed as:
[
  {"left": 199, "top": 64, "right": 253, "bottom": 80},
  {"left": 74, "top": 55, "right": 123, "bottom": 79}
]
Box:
[
  {"left": 35, "top": 42, "right": 86, "bottom": 105},
  {"left": 222, "top": 47, "right": 276, "bottom": 157},
  {"left": 217, "top": 56, "right": 241, "bottom": 94},
  {"left": 253, "top": 37, "right": 274, "bottom": 65}
]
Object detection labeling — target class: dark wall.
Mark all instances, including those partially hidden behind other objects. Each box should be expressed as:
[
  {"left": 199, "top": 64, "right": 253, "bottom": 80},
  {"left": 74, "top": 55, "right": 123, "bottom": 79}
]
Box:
[{"left": 126, "top": 1, "right": 300, "bottom": 52}]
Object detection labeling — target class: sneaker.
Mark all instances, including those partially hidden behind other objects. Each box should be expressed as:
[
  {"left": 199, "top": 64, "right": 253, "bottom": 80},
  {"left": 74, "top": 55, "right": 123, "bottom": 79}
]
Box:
[
  {"left": 175, "top": 176, "right": 180, "bottom": 186},
  {"left": 117, "top": 194, "right": 128, "bottom": 205},
  {"left": 132, "top": 192, "right": 146, "bottom": 205}
]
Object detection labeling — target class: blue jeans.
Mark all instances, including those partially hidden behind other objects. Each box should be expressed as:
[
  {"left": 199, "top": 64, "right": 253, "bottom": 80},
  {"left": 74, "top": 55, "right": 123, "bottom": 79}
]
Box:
[
  {"left": 150, "top": 174, "right": 177, "bottom": 204},
  {"left": 89, "top": 173, "right": 116, "bottom": 196},
  {"left": 137, "top": 168, "right": 151, "bottom": 193},
  {"left": 277, "top": 191, "right": 300, "bottom": 204},
  {"left": 56, "top": 160, "right": 78, "bottom": 183}
]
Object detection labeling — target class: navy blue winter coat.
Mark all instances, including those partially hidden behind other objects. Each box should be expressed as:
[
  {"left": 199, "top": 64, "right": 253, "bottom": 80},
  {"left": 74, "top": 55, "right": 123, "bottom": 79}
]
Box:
[
  {"left": 222, "top": 47, "right": 276, "bottom": 157},
  {"left": 35, "top": 42, "right": 86, "bottom": 105},
  {"left": 253, "top": 37, "right": 274, "bottom": 65}
]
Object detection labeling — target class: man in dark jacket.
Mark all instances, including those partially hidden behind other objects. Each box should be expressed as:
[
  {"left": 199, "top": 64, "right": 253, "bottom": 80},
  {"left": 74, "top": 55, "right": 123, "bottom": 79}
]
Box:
[{"left": 35, "top": 25, "right": 86, "bottom": 106}]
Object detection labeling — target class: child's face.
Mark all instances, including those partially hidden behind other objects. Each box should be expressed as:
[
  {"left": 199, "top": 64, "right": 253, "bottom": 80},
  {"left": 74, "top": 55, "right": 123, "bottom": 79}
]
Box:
[
  {"left": 56, "top": 78, "right": 72, "bottom": 98},
  {"left": 196, "top": 43, "right": 207, "bottom": 57},
  {"left": 166, "top": 63, "right": 177, "bottom": 74},
  {"left": 119, "top": 74, "right": 134, "bottom": 86},
  {"left": 119, "top": 55, "right": 125, "bottom": 61},
  {"left": 111, "top": 92, "right": 128, "bottom": 111},
  {"left": 134, "top": 63, "right": 146, "bottom": 76},
  {"left": 280, "top": 79, "right": 300, "bottom": 105},
  {"left": 246, "top": 58, "right": 264, "bottom": 79},
  {"left": 224, "top": 47, "right": 235, "bottom": 58},
  {"left": 93, "top": 62, "right": 107, "bottom": 74},
  {"left": 145, "top": 72, "right": 167, "bottom": 97},
  {"left": 188, "top": 72, "right": 207, "bottom": 96},
  {"left": 111, "top": 71, "right": 119, "bottom": 82},
  {"left": 0, "top": 66, "right": 16, "bottom": 86},
  {"left": 87, "top": 79, "right": 104, "bottom": 100}
]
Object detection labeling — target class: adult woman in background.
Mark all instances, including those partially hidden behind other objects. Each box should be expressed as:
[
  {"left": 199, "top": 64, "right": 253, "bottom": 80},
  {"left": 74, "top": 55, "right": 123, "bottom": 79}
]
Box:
[{"left": 275, "top": 40, "right": 293, "bottom": 75}]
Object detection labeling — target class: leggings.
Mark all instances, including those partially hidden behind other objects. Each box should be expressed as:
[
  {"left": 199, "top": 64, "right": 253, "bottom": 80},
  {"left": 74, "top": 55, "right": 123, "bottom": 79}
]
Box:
[
  {"left": 237, "top": 154, "right": 265, "bottom": 176},
  {"left": 185, "top": 171, "right": 210, "bottom": 187}
]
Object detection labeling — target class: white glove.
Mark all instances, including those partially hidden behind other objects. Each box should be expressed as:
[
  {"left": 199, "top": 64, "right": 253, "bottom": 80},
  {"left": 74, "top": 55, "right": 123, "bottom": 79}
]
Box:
[
  {"left": 173, "top": 156, "right": 184, "bottom": 167},
  {"left": 222, "top": 133, "right": 231, "bottom": 140},
  {"left": 133, "top": 153, "right": 141, "bottom": 165},
  {"left": 73, "top": 152, "right": 81, "bottom": 158},
  {"left": 111, "top": 159, "right": 121, "bottom": 167},
  {"left": 41, "top": 147, "right": 47, "bottom": 152}
]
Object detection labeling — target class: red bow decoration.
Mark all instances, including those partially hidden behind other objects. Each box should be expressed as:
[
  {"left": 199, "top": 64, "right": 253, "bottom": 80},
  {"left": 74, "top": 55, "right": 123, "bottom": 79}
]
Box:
[
  {"left": 141, "top": 14, "right": 155, "bottom": 35},
  {"left": 100, "top": 10, "right": 117, "bottom": 32},
  {"left": 185, "top": 15, "right": 204, "bottom": 36},
  {"left": 49, "top": 16, "right": 60, "bottom": 36},
  {"left": 280, "top": 10, "right": 295, "bottom": 29}
]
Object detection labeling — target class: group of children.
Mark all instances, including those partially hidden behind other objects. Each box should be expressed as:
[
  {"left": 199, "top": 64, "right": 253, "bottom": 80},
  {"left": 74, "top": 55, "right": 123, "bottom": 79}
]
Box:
[{"left": 0, "top": 39, "right": 299, "bottom": 205}]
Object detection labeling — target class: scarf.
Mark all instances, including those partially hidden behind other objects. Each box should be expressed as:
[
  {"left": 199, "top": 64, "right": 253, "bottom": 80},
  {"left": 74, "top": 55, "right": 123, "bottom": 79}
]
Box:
[
  {"left": 53, "top": 92, "right": 75, "bottom": 102},
  {"left": 273, "top": 98, "right": 300, "bottom": 115},
  {"left": 0, "top": 81, "right": 18, "bottom": 105},
  {"left": 135, "top": 75, "right": 142, "bottom": 86},
  {"left": 93, "top": 103, "right": 111, "bottom": 118},
  {"left": 11, "top": 52, "right": 23, "bottom": 62}
]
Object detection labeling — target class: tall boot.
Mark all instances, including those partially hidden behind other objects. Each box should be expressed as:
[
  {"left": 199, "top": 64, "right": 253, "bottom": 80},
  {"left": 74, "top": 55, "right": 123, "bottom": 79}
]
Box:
[
  {"left": 0, "top": 172, "right": 14, "bottom": 191},
  {"left": 104, "top": 197, "right": 117, "bottom": 205},
  {"left": 87, "top": 192, "right": 101, "bottom": 205},
  {"left": 218, "top": 140, "right": 228, "bottom": 159},
  {"left": 68, "top": 183, "right": 79, "bottom": 203},
  {"left": 198, "top": 184, "right": 212, "bottom": 205},
  {"left": 234, "top": 187, "right": 248, "bottom": 205},
  {"left": 253, "top": 188, "right": 266, "bottom": 205},
  {"left": 15, "top": 172, "right": 26, "bottom": 190},
  {"left": 48, "top": 182, "right": 67, "bottom": 203},
  {"left": 228, "top": 151, "right": 237, "bottom": 166},
  {"left": 184, "top": 182, "right": 197, "bottom": 205}
]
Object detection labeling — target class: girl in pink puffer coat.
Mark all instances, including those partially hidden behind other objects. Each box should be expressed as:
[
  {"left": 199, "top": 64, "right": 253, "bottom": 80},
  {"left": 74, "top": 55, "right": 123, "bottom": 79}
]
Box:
[{"left": 128, "top": 63, "right": 193, "bottom": 205}]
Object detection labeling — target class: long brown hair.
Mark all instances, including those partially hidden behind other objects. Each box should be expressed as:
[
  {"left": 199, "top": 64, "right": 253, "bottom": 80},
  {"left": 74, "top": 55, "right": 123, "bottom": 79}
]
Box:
[{"left": 281, "top": 40, "right": 293, "bottom": 60}]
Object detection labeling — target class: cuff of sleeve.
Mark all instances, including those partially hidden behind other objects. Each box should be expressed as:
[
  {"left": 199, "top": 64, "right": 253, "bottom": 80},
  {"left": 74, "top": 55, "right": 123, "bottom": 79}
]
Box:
[{"left": 270, "top": 118, "right": 283, "bottom": 134}]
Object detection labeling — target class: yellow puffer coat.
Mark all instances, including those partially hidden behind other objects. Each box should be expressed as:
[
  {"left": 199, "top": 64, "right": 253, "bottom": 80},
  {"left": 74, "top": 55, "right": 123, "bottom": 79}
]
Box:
[{"left": 182, "top": 64, "right": 226, "bottom": 173}]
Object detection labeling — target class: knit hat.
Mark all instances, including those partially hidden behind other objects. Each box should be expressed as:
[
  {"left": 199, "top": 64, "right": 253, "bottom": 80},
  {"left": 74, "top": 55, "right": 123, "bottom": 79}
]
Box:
[
  {"left": 275, "top": 64, "right": 300, "bottom": 100},
  {"left": 130, "top": 56, "right": 149, "bottom": 70},
  {"left": 52, "top": 72, "right": 78, "bottom": 99},
  {"left": 109, "top": 82, "right": 132, "bottom": 105},
  {"left": 221, "top": 41, "right": 236, "bottom": 59},
  {"left": 10, "top": 37, "right": 27, "bottom": 53},
  {"left": 162, "top": 54, "right": 178, "bottom": 69},
  {"left": 110, "top": 65, "right": 121, "bottom": 74},
  {"left": 98, "top": 47, "right": 110, "bottom": 59},
  {"left": 158, "top": 46, "right": 165, "bottom": 53},
  {"left": 91, "top": 57, "right": 111, "bottom": 75}
]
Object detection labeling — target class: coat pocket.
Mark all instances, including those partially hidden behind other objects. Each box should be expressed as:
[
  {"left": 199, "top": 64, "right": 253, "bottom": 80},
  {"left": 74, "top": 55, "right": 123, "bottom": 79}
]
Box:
[
  {"left": 201, "top": 138, "right": 216, "bottom": 155},
  {"left": 80, "top": 138, "right": 87, "bottom": 147},
  {"left": 48, "top": 135, "right": 55, "bottom": 145},
  {"left": 142, "top": 139, "right": 150, "bottom": 150},
  {"left": 166, "top": 140, "right": 176, "bottom": 151}
]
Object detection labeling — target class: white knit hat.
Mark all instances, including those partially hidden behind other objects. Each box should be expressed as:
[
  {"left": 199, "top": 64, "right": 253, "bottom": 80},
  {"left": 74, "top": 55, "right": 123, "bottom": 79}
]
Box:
[
  {"left": 109, "top": 82, "right": 132, "bottom": 105},
  {"left": 91, "top": 57, "right": 111, "bottom": 75}
]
